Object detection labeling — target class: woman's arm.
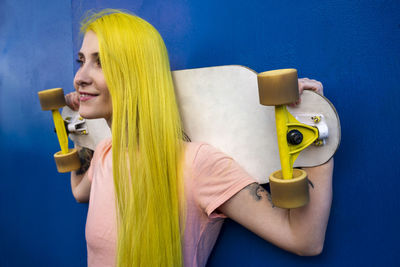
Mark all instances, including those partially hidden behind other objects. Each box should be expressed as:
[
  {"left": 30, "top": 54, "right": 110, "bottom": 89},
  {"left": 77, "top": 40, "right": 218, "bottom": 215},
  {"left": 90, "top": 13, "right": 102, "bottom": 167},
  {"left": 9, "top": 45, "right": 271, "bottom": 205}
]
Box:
[
  {"left": 219, "top": 78, "right": 332, "bottom": 255},
  {"left": 70, "top": 145, "right": 93, "bottom": 203},
  {"left": 65, "top": 92, "right": 92, "bottom": 202},
  {"left": 218, "top": 159, "right": 333, "bottom": 256}
]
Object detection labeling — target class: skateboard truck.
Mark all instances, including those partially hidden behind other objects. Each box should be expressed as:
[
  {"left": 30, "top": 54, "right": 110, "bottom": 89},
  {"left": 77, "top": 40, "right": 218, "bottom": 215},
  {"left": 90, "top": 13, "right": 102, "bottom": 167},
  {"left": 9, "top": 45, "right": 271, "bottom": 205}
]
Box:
[
  {"left": 64, "top": 114, "right": 88, "bottom": 135},
  {"left": 294, "top": 114, "right": 329, "bottom": 146},
  {"left": 258, "top": 69, "right": 320, "bottom": 209},
  {"left": 53, "top": 117, "right": 88, "bottom": 136},
  {"left": 38, "top": 88, "right": 81, "bottom": 173}
]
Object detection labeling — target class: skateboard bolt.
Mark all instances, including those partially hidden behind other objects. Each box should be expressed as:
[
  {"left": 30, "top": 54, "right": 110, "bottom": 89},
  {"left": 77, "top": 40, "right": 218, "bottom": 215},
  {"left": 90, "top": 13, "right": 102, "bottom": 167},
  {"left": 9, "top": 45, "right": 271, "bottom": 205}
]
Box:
[
  {"left": 314, "top": 140, "right": 324, "bottom": 146},
  {"left": 312, "top": 116, "right": 321, "bottom": 123},
  {"left": 287, "top": 130, "right": 303, "bottom": 145}
]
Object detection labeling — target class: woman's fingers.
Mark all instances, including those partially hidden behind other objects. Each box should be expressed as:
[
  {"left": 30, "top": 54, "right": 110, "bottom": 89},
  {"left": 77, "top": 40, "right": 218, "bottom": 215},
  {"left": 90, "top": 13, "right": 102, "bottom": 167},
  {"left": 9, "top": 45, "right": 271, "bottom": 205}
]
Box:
[
  {"left": 298, "top": 78, "right": 324, "bottom": 95},
  {"left": 290, "top": 78, "right": 324, "bottom": 107},
  {"left": 65, "top": 92, "right": 80, "bottom": 111}
]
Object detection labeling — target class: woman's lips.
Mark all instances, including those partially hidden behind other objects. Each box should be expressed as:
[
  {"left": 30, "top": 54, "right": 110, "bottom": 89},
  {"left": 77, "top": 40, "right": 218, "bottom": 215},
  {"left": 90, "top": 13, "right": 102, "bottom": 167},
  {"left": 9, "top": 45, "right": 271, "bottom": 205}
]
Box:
[{"left": 79, "top": 92, "right": 98, "bottom": 102}]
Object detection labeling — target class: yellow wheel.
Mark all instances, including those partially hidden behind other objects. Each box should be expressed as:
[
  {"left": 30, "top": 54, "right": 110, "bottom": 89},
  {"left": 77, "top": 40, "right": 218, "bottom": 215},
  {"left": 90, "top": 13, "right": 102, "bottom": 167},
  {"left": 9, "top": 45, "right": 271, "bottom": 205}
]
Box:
[
  {"left": 269, "top": 168, "right": 309, "bottom": 209},
  {"left": 257, "top": 69, "right": 299, "bottom": 106},
  {"left": 54, "top": 148, "right": 81, "bottom": 173},
  {"left": 38, "top": 88, "right": 66, "bottom": 111}
]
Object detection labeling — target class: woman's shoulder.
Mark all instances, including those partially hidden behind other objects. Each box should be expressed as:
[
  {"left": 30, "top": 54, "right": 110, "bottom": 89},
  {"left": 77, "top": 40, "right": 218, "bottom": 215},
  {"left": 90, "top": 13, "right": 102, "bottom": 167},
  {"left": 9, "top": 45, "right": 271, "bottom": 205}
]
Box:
[
  {"left": 92, "top": 137, "right": 112, "bottom": 159},
  {"left": 96, "top": 137, "right": 112, "bottom": 150},
  {"left": 183, "top": 141, "right": 233, "bottom": 168},
  {"left": 184, "top": 141, "right": 215, "bottom": 159}
]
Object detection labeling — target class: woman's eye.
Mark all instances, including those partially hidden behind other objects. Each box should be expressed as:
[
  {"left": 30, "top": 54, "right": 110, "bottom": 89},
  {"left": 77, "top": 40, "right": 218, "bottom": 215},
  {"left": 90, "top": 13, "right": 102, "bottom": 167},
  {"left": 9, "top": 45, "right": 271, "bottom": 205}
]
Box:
[
  {"left": 76, "top": 59, "right": 84, "bottom": 66},
  {"left": 96, "top": 58, "right": 102, "bottom": 68}
]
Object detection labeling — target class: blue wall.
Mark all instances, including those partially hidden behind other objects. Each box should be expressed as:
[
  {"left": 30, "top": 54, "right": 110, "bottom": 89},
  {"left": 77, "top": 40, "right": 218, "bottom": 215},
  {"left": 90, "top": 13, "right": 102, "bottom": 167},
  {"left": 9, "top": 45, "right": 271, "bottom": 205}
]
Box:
[
  {"left": 0, "top": 0, "right": 87, "bottom": 266},
  {"left": 1, "top": 0, "right": 399, "bottom": 266}
]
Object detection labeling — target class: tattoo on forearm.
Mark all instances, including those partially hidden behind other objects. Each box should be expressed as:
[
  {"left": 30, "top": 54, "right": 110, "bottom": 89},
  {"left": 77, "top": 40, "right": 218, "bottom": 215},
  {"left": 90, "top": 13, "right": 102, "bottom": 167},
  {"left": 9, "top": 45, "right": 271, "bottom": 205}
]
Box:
[
  {"left": 307, "top": 178, "right": 314, "bottom": 188},
  {"left": 76, "top": 147, "right": 94, "bottom": 175},
  {"left": 266, "top": 190, "right": 274, "bottom": 207},
  {"left": 245, "top": 183, "right": 274, "bottom": 207}
]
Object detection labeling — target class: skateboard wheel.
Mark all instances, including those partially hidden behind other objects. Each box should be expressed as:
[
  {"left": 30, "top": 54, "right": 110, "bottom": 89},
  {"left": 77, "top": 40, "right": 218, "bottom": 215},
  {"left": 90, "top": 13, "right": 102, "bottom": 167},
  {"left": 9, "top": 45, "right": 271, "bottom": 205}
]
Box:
[
  {"left": 54, "top": 148, "right": 81, "bottom": 173},
  {"left": 38, "top": 88, "right": 66, "bottom": 110},
  {"left": 257, "top": 69, "right": 299, "bottom": 106},
  {"left": 269, "top": 168, "right": 309, "bottom": 209}
]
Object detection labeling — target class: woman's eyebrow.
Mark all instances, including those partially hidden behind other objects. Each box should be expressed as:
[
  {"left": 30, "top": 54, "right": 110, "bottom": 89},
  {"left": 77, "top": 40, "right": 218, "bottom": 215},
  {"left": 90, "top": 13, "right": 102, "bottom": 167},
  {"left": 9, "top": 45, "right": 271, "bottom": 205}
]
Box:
[{"left": 77, "top": 52, "right": 99, "bottom": 59}]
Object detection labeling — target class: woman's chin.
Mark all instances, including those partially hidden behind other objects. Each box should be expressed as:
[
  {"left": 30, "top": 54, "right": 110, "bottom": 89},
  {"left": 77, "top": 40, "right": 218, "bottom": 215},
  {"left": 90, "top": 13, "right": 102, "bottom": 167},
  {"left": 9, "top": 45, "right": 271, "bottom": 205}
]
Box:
[
  {"left": 78, "top": 108, "right": 99, "bottom": 120},
  {"left": 77, "top": 105, "right": 111, "bottom": 123}
]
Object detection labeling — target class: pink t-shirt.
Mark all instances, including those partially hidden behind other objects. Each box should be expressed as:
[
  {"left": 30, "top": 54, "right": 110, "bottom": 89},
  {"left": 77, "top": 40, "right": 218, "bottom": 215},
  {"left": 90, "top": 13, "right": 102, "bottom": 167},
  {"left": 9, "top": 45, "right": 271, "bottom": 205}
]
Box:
[{"left": 85, "top": 138, "right": 256, "bottom": 267}]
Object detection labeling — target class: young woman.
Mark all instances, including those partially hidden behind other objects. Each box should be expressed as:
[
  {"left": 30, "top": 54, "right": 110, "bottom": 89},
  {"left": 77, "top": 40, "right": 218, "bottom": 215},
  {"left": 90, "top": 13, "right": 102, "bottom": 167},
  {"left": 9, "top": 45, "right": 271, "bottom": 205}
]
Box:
[{"left": 66, "top": 9, "right": 333, "bottom": 267}]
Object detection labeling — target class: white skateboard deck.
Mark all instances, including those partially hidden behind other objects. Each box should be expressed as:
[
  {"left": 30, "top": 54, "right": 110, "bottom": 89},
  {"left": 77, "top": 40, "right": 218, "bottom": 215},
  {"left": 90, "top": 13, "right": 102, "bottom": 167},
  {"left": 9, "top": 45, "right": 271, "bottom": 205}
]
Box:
[{"left": 62, "top": 65, "right": 340, "bottom": 183}]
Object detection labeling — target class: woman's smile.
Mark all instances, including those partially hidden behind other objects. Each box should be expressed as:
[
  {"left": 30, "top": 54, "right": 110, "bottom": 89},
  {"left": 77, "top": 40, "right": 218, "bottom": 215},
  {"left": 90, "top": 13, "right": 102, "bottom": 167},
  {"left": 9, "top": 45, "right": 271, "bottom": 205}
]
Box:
[{"left": 79, "top": 91, "right": 99, "bottom": 102}]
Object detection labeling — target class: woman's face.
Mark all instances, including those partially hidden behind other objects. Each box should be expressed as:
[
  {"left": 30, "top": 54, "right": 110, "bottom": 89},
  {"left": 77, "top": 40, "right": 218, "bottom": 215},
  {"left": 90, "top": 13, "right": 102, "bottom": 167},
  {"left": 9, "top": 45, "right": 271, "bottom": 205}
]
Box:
[{"left": 74, "top": 30, "right": 112, "bottom": 124}]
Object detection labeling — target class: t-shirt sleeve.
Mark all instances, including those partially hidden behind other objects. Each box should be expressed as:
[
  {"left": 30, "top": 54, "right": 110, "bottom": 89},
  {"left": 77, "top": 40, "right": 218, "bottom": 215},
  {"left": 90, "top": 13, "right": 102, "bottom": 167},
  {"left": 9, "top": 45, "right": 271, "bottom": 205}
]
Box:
[
  {"left": 192, "top": 143, "right": 257, "bottom": 218},
  {"left": 87, "top": 138, "right": 111, "bottom": 182}
]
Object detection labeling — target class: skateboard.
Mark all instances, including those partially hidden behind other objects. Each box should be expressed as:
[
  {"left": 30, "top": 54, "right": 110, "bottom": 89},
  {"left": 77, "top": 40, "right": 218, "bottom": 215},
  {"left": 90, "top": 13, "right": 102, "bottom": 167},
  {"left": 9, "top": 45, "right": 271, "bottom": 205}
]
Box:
[{"left": 42, "top": 65, "right": 340, "bottom": 208}]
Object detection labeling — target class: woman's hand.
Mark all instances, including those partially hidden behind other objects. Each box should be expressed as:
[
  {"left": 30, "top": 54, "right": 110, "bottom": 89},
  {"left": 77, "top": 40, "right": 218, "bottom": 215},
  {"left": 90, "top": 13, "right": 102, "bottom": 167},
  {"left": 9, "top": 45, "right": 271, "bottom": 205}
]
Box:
[
  {"left": 291, "top": 78, "right": 324, "bottom": 106},
  {"left": 65, "top": 91, "right": 80, "bottom": 111},
  {"left": 299, "top": 78, "right": 324, "bottom": 95}
]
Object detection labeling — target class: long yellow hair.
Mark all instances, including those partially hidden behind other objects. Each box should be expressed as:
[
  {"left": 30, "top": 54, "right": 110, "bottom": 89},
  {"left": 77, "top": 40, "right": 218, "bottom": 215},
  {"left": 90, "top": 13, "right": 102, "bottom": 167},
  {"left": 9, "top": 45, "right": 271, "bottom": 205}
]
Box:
[{"left": 81, "top": 9, "right": 185, "bottom": 266}]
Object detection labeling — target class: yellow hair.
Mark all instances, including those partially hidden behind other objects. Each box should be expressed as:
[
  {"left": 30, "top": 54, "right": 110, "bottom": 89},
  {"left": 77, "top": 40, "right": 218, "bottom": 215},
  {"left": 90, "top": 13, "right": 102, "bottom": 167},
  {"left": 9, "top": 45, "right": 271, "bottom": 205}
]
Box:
[{"left": 81, "top": 9, "right": 185, "bottom": 266}]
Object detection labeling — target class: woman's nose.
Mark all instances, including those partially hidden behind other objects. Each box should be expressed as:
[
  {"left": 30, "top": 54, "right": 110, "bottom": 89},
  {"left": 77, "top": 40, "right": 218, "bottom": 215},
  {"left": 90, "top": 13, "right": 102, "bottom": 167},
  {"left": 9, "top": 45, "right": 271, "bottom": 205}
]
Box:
[{"left": 74, "top": 66, "right": 92, "bottom": 87}]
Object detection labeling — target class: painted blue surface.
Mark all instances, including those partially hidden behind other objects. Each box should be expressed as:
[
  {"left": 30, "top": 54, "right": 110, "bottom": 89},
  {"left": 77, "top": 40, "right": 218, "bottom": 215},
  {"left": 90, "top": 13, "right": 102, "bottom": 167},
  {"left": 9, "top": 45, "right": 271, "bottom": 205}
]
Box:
[
  {"left": 1, "top": 0, "right": 399, "bottom": 266},
  {"left": 0, "top": 1, "right": 87, "bottom": 266}
]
